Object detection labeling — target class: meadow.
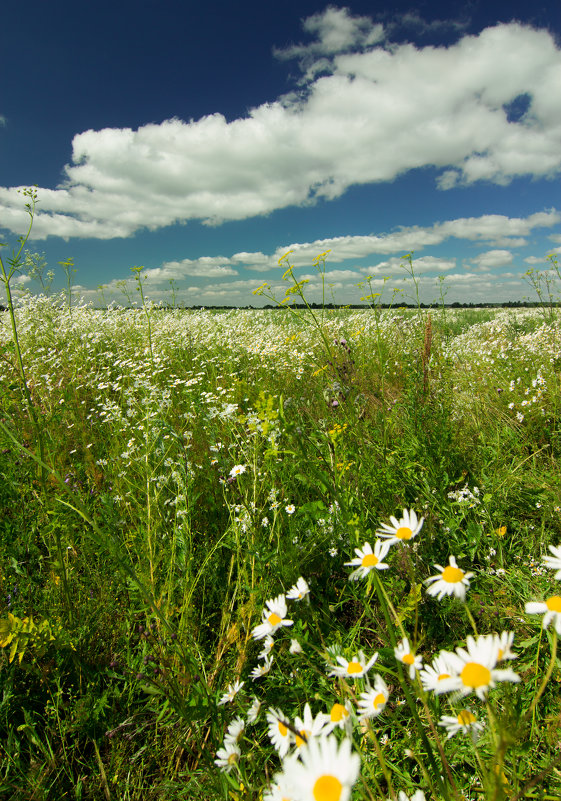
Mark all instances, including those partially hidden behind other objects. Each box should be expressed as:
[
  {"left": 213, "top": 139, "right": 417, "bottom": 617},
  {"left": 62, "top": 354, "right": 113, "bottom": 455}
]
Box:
[{"left": 1, "top": 224, "right": 561, "bottom": 799}]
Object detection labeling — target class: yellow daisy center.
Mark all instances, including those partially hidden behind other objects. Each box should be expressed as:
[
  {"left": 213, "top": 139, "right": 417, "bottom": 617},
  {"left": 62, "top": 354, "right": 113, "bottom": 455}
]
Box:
[
  {"left": 402, "top": 653, "right": 415, "bottom": 665},
  {"left": 437, "top": 673, "right": 450, "bottom": 681},
  {"left": 295, "top": 730, "right": 307, "bottom": 748},
  {"left": 457, "top": 710, "right": 476, "bottom": 725},
  {"left": 373, "top": 692, "right": 386, "bottom": 709},
  {"left": 396, "top": 526, "right": 413, "bottom": 540},
  {"left": 227, "top": 752, "right": 238, "bottom": 764},
  {"left": 546, "top": 596, "right": 561, "bottom": 612},
  {"left": 362, "top": 553, "right": 379, "bottom": 567},
  {"left": 330, "top": 703, "right": 347, "bottom": 722},
  {"left": 461, "top": 661, "right": 491, "bottom": 688},
  {"left": 346, "top": 660, "right": 362, "bottom": 674},
  {"left": 313, "top": 774, "right": 343, "bottom": 801},
  {"left": 268, "top": 612, "right": 282, "bottom": 626},
  {"left": 441, "top": 565, "right": 465, "bottom": 583},
  {"left": 278, "top": 720, "right": 288, "bottom": 737}
]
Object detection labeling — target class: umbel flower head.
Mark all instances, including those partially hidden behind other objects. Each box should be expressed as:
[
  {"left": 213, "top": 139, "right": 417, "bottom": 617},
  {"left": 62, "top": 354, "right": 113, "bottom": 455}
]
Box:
[
  {"left": 252, "top": 595, "right": 293, "bottom": 640},
  {"left": 425, "top": 555, "right": 474, "bottom": 601},
  {"left": 345, "top": 540, "right": 391, "bottom": 580},
  {"left": 376, "top": 509, "right": 424, "bottom": 546}
]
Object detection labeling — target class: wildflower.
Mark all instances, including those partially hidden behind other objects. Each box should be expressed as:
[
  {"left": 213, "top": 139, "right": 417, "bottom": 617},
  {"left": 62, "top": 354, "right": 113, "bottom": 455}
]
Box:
[
  {"left": 480, "top": 631, "right": 518, "bottom": 661},
  {"left": 250, "top": 654, "right": 273, "bottom": 680},
  {"left": 287, "top": 576, "right": 310, "bottom": 601},
  {"left": 525, "top": 595, "right": 561, "bottom": 634},
  {"left": 218, "top": 679, "right": 244, "bottom": 705},
  {"left": 293, "top": 703, "right": 329, "bottom": 748},
  {"left": 345, "top": 540, "right": 391, "bottom": 581},
  {"left": 376, "top": 509, "right": 424, "bottom": 546},
  {"left": 425, "top": 556, "right": 474, "bottom": 601},
  {"left": 435, "top": 635, "right": 520, "bottom": 700},
  {"left": 323, "top": 701, "right": 353, "bottom": 735},
  {"left": 263, "top": 771, "right": 298, "bottom": 801},
  {"left": 246, "top": 696, "right": 261, "bottom": 724},
  {"left": 439, "top": 710, "right": 485, "bottom": 741},
  {"left": 229, "top": 464, "right": 247, "bottom": 478},
  {"left": 327, "top": 649, "right": 378, "bottom": 679},
  {"left": 285, "top": 504, "right": 296, "bottom": 514},
  {"left": 357, "top": 675, "right": 389, "bottom": 719},
  {"left": 397, "top": 791, "right": 426, "bottom": 801},
  {"left": 224, "top": 715, "right": 245, "bottom": 745},
  {"left": 278, "top": 734, "right": 360, "bottom": 801},
  {"left": 266, "top": 707, "right": 293, "bottom": 758},
  {"left": 258, "top": 635, "right": 275, "bottom": 660},
  {"left": 419, "top": 653, "right": 454, "bottom": 692},
  {"left": 542, "top": 544, "right": 561, "bottom": 579},
  {"left": 214, "top": 740, "right": 241, "bottom": 772},
  {"left": 394, "top": 638, "right": 423, "bottom": 679},
  {"left": 252, "top": 595, "right": 293, "bottom": 640},
  {"left": 290, "top": 638, "right": 303, "bottom": 655}
]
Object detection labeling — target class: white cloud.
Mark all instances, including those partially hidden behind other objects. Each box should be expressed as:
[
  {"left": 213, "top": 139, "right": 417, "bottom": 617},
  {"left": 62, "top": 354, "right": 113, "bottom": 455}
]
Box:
[
  {"left": 143, "top": 257, "right": 238, "bottom": 283},
  {"left": 0, "top": 17, "right": 560, "bottom": 240},
  {"left": 469, "top": 249, "right": 513, "bottom": 269}
]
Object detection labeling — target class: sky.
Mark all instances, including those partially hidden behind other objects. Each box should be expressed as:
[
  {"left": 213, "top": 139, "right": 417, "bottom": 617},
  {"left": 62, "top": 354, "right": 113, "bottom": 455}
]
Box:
[{"left": 1, "top": 0, "right": 560, "bottom": 307}]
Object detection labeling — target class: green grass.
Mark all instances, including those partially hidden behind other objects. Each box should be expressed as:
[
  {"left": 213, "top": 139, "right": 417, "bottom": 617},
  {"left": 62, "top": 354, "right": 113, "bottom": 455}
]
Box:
[{"left": 0, "top": 289, "right": 560, "bottom": 800}]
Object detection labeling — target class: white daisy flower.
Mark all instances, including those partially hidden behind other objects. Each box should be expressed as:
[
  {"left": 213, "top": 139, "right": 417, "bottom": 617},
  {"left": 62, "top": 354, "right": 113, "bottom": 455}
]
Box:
[
  {"left": 425, "top": 556, "right": 474, "bottom": 601},
  {"left": 266, "top": 707, "right": 293, "bottom": 758},
  {"left": 439, "top": 709, "right": 485, "bottom": 741},
  {"left": 479, "top": 631, "right": 518, "bottom": 661},
  {"left": 397, "top": 791, "right": 426, "bottom": 801},
  {"left": 229, "top": 464, "right": 247, "bottom": 478},
  {"left": 525, "top": 595, "right": 561, "bottom": 634},
  {"left": 258, "top": 635, "right": 276, "bottom": 660},
  {"left": 542, "top": 544, "right": 561, "bottom": 579},
  {"left": 293, "top": 703, "right": 330, "bottom": 748},
  {"left": 214, "top": 740, "right": 241, "bottom": 772},
  {"left": 290, "top": 638, "right": 303, "bottom": 655},
  {"left": 357, "top": 675, "right": 390, "bottom": 719},
  {"left": 285, "top": 504, "right": 296, "bottom": 514},
  {"left": 252, "top": 594, "right": 293, "bottom": 640},
  {"left": 246, "top": 696, "right": 261, "bottom": 724},
  {"left": 376, "top": 508, "right": 424, "bottom": 546},
  {"left": 278, "top": 734, "right": 360, "bottom": 801},
  {"left": 327, "top": 649, "right": 378, "bottom": 679},
  {"left": 394, "top": 637, "right": 423, "bottom": 679},
  {"left": 263, "top": 769, "right": 298, "bottom": 801},
  {"left": 419, "top": 653, "right": 455, "bottom": 692},
  {"left": 287, "top": 576, "right": 310, "bottom": 601},
  {"left": 323, "top": 701, "right": 353, "bottom": 735},
  {"left": 251, "top": 654, "right": 273, "bottom": 681},
  {"left": 345, "top": 540, "right": 391, "bottom": 581},
  {"left": 218, "top": 679, "right": 244, "bottom": 705},
  {"left": 224, "top": 715, "right": 245, "bottom": 745},
  {"left": 435, "top": 635, "right": 520, "bottom": 700}
]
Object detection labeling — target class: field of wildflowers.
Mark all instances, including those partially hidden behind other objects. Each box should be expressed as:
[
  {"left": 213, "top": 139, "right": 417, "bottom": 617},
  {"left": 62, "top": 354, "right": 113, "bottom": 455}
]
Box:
[{"left": 1, "top": 210, "right": 561, "bottom": 800}]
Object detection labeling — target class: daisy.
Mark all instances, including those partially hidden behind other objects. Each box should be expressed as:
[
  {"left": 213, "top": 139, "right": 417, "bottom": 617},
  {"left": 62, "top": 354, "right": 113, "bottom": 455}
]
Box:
[
  {"left": 357, "top": 675, "right": 390, "bottom": 719},
  {"left": 218, "top": 679, "right": 244, "bottom": 705},
  {"left": 525, "top": 595, "right": 561, "bottom": 634},
  {"left": 224, "top": 715, "right": 245, "bottom": 745},
  {"left": 246, "top": 696, "right": 261, "bottom": 724},
  {"left": 251, "top": 654, "right": 273, "bottom": 680},
  {"left": 419, "top": 653, "right": 455, "bottom": 692},
  {"left": 279, "top": 734, "right": 360, "bottom": 801},
  {"left": 323, "top": 701, "right": 353, "bottom": 735},
  {"left": 252, "top": 595, "right": 294, "bottom": 640},
  {"left": 394, "top": 638, "right": 423, "bottom": 679},
  {"left": 263, "top": 769, "right": 298, "bottom": 801},
  {"left": 397, "top": 792, "right": 426, "bottom": 801},
  {"left": 479, "top": 631, "right": 518, "bottom": 661},
  {"left": 435, "top": 635, "right": 520, "bottom": 700},
  {"left": 345, "top": 540, "right": 391, "bottom": 581},
  {"left": 229, "top": 464, "right": 246, "bottom": 478},
  {"left": 266, "top": 707, "right": 294, "bottom": 758},
  {"left": 376, "top": 509, "right": 424, "bottom": 546},
  {"left": 542, "top": 544, "right": 561, "bottom": 579},
  {"left": 439, "top": 709, "right": 485, "bottom": 741},
  {"left": 293, "top": 703, "right": 329, "bottom": 748},
  {"left": 258, "top": 635, "right": 276, "bottom": 660},
  {"left": 285, "top": 504, "right": 296, "bottom": 514},
  {"left": 425, "top": 556, "right": 474, "bottom": 601},
  {"left": 214, "top": 740, "right": 241, "bottom": 773},
  {"left": 287, "top": 576, "right": 310, "bottom": 601},
  {"left": 290, "top": 638, "right": 303, "bottom": 655},
  {"left": 327, "top": 649, "right": 378, "bottom": 679}
]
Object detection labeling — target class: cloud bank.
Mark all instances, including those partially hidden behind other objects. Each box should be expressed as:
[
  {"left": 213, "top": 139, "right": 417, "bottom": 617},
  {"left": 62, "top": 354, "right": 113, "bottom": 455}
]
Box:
[{"left": 1, "top": 12, "right": 561, "bottom": 240}]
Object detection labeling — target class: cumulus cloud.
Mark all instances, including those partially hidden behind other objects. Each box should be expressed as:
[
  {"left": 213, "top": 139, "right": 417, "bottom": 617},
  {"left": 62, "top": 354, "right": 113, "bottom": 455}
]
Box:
[
  {"left": 469, "top": 249, "right": 514, "bottom": 269},
  {"left": 0, "top": 14, "right": 560, "bottom": 240}
]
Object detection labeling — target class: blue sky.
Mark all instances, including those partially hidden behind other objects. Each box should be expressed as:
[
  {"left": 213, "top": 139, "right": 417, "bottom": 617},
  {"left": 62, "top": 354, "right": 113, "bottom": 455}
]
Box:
[{"left": 1, "top": 0, "right": 560, "bottom": 306}]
